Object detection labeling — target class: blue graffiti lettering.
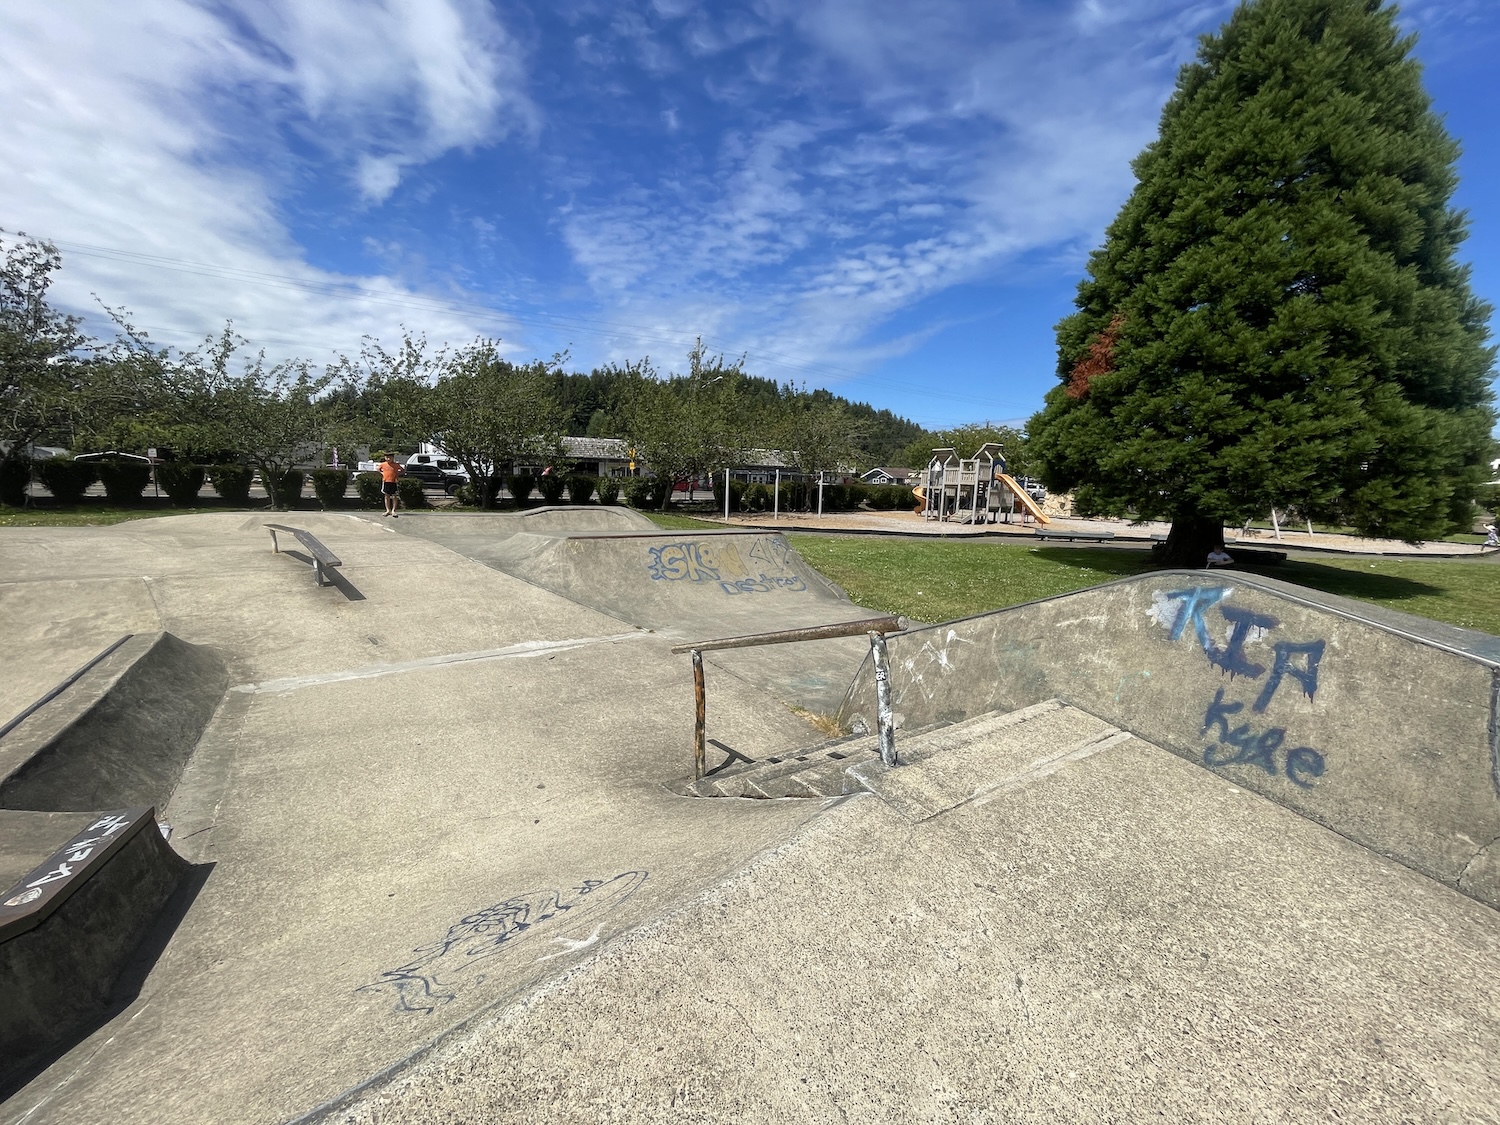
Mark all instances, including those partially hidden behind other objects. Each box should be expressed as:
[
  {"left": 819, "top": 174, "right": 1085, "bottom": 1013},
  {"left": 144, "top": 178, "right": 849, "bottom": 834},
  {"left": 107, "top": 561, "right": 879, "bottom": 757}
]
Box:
[
  {"left": 1284, "top": 747, "right": 1326, "bottom": 789},
  {"left": 646, "top": 542, "right": 720, "bottom": 583},
  {"left": 1253, "top": 640, "right": 1325, "bottom": 713},
  {"left": 1163, "top": 586, "right": 1233, "bottom": 649},
  {"left": 1208, "top": 605, "right": 1277, "bottom": 679},
  {"left": 718, "top": 573, "right": 808, "bottom": 596},
  {"left": 1199, "top": 688, "right": 1324, "bottom": 788}
]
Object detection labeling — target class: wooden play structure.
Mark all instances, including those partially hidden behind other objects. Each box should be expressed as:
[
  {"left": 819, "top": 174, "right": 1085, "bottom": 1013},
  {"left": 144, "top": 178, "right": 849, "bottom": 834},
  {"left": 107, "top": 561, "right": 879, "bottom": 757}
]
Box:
[{"left": 915, "top": 442, "right": 1049, "bottom": 526}]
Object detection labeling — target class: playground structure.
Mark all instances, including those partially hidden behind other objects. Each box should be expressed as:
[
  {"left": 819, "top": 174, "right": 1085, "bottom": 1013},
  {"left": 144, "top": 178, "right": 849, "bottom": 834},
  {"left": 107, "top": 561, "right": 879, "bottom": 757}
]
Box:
[{"left": 917, "top": 442, "right": 1049, "bottom": 525}]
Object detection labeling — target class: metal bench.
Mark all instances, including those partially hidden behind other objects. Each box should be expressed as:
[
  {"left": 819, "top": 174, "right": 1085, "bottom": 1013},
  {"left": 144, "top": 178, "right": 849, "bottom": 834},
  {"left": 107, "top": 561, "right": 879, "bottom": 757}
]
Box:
[
  {"left": 265, "top": 524, "right": 342, "bottom": 586},
  {"left": 1032, "top": 528, "right": 1116, "bottom": 542}
]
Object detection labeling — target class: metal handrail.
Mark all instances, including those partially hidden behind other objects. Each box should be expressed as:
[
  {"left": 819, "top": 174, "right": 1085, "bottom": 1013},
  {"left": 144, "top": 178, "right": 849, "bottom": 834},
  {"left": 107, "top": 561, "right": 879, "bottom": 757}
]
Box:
[{"left": 675, "top": 615, "right": 906, "bottom": 780}]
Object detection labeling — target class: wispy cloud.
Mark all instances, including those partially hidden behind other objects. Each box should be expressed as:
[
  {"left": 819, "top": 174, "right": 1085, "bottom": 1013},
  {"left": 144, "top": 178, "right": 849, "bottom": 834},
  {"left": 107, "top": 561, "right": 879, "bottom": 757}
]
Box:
[
  {"left": 550, "top": 0, "right": 1236, "bottom": 386},
  {"left": 0, "top": 0, "right": 534, "bottom": 357}
]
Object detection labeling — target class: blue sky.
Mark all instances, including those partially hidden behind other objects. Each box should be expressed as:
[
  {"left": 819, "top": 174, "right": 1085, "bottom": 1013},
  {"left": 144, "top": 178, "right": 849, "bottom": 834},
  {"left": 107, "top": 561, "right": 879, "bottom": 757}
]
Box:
[{"left": 1, "top": 0, "right": 1495, "bottom": 429}]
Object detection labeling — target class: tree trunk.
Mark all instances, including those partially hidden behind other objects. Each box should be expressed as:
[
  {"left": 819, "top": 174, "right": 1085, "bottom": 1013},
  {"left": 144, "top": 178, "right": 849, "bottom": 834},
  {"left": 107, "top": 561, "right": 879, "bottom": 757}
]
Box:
[{"left": 1158, "top": 516, "right": 1224, "bottom": 568}]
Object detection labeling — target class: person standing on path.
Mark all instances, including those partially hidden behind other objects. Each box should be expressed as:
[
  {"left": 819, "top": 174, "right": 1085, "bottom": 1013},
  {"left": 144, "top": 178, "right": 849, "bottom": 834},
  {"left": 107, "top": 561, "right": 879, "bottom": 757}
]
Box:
[{"left": 380, "top": 453, "right": 403, "bottom": 518}]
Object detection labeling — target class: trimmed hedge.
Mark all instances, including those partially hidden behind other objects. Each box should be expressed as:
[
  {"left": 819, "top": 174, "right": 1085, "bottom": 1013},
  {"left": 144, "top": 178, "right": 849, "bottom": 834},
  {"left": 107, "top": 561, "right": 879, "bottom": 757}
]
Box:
[
  {"left": 566, "top": 474, "right": 596, "bottom": 504},
  {"left": 595, "top": 476, "right": 621, "bottom": 505},
  {"left": 624, "top": 476, "right": 670, "bottom": 509},
  {"left": 97, "top": 459, "right": 152, "bottom": 503},
  {"left": 156, "top": 462, "right": 205, "bottom": 506},
  {"left": 396, "top": 477, "right": 428, "bottom": 509},
  {"left": 269, "top": 468, "right": 305, "bottom": 509},
  {"left": 37, "top": 458, "right": 96, "bottom": 505},
  {"left": 356, "top": 471, "right": 384, "bottom": 508},
  {"left": 506, "top": 474, "right": 535, "bottom": 508},
  {"left": 0, "top": 458, "right": 29, "bottom": 506},
  {"left": 310, "top": 468, "right": 350, "bottom": 507},
  {"left": 537, "top": 472, "right": 566, "bottom": 505},
  {"left": 209, "top": 464, "right": 254, "bottom": 505}
]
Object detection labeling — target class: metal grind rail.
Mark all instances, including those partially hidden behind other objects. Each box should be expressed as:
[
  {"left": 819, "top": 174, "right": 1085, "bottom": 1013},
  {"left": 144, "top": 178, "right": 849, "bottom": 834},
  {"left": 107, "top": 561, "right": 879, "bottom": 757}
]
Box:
[{"left": 671, "top": 615, "right": 905, "bottom": 780}]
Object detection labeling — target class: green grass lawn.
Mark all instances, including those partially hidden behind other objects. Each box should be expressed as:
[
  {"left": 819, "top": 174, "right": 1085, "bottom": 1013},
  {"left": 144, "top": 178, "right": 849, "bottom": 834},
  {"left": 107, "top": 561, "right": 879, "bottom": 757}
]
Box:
[
  {"left": 640, "top": 511, "right": 726, "bottom": 531},
  {"left": 0, "top": 505, "right": 233, "bottom": 527},
  {"left": 788, "top": 536, "right": 1500, "bottom": 636}
]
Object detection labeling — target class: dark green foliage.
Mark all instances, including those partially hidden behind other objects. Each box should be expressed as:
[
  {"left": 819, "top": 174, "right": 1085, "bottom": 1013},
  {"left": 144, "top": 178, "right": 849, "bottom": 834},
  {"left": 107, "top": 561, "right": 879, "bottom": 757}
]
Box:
[
  {"left": 209, "top": 464, "right": 253, "bottom": 505},
  {"left": 898, "top": 424, "right": 1027, "bottom": 475},
  {"left": 396, "top": 477, "right": 427, "bottom": 509},
  {"left": 269, "top": 469, "right": 304, "bottom": 509},
  {"left": 37, "top": 458, "right": 95, "bottom": 505},
  {"left": 745, "top": 482, "right": 772, "bottom": 512},
  {"left": 566, "top": 475, "right": 596, "bottom": 504},
  {"left": 537, "top": 472, "right": 566, "bottom": 505},
  {"left": 355, "top": 471, "right": 384, "bottom": 508},
  {"left": 0, "top": 457, "right": 29, "bottom": 506},
  {"left": 310, "top": 468, "right": 350, "bottom": 507},
  {"left": 156, "top": 462, "right": 205, "bottom": 506},
  {"left": 866, "top": 485, "right": 912, "bottom": 511},
  {"left": 595, "top": 476, "right": 621, "bottom": 505},
  {"left": 710, "top": 475, "right": 747, "bottom": 512},
  {"left": 624, "top": 476, "right": 670, "bottom": 509},
  {"left": 777, "top": 478, "right": 808, "bottom": 512},
  {"left": 97, "top": 459, "right": 152, "bottom": 503},
  {"left": 506, "top": 474, "right": 534, "bottom": 508},
  {"left": 1029, "top": 0, "right": 1495, "bottom": 565}
]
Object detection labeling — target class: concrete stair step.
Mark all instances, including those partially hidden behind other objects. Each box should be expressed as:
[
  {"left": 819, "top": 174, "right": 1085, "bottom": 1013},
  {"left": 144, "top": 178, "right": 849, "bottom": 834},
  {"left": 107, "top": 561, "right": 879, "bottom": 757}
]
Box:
[
  {"left": 850, "top": 700, "right": 1131, "bottom": 822},
  {"left": 675, "top": 700, "right": 1118, "bottom": 802},
  {"left": 690, "top": 738, "right": 878, "bottom": 798}
]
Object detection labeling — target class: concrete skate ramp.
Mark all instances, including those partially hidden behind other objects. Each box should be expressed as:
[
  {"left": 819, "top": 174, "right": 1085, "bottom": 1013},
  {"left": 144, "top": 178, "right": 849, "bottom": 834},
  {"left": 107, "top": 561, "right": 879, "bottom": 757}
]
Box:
[
  {"left": 392, "top": 516, "right": 879, "bottom": 712},
  {"left": 322, "top": 706, "right": 1500, "bottom": 1123},
  {"left": 0, "top": 632, "right": 227, "bottom": 813},
  {"left": 488, "top": 530, "right": 855, "bottom": 633},
  {"left": 506, "top": 505, "right": 659, "bottom": 534},
  {"left": 1, "top": 807, "right": 189, "bottom": 1094},
  {"left": 839, "top": 569, "right": 1500, "bottom": 908}
]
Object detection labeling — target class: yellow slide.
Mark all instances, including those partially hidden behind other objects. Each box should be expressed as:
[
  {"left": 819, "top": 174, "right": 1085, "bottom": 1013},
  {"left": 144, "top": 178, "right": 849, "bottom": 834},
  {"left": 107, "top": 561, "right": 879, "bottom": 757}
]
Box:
[{"left": 996, "top": 474, "right": 1051, "bottom": 524}]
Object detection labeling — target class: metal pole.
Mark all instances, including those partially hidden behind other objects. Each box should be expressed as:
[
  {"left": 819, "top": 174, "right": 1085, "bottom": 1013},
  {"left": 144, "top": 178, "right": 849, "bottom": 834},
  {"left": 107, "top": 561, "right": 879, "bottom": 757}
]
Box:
[
  {"left": 1271, "top": 508, "right": 1282, "bottom": 541},
  {"left": 870, "top": 631, "right": 897, "bottom": 767},
  {"left": 773, "top": 468, "right": 780, "bottom": 520},
  {"left": 818, "top": 474, "right": 824, "bottom": 518},
  {"left": 724, "top": 468, "right": 730, "bottom": 520},
  {"left": 692, "top": 649, "right": 707, "bottom": 780}
]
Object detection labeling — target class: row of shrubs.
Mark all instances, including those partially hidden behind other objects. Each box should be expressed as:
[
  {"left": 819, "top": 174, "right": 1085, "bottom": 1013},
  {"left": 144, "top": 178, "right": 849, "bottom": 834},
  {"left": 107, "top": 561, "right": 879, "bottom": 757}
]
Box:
[
  {"left": 0, "top": 458, "right": 261, "bottom": 507},
  {"left": 448, "top": 473, "right": 622, "bottom": 508},
  {"left": 3, "top": 457, "right": 916, "bottom": 514},
  {"left": 707, "top": 478, "right": 914, "bottom": 514}
]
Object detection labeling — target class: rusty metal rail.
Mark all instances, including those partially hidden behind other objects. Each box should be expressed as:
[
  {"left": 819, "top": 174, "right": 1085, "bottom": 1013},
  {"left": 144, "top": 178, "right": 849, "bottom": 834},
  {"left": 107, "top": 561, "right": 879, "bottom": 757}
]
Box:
[{"left": 673, "top": 615, "right": 906, "bottom": 780}]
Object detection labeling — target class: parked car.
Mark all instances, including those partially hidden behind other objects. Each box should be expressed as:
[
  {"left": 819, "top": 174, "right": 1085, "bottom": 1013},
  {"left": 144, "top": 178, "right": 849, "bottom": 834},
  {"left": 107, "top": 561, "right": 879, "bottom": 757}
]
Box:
[
  {"left": 1016, "top": 476, "right": 1047, "bottom": 502},
  {"left": 403, "top": 454, "right": 469, "bottom": 492}
]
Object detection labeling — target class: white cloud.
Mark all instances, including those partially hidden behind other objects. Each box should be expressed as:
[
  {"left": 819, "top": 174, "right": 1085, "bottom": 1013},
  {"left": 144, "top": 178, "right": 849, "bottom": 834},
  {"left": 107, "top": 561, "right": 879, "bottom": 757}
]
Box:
[
  {"left": 554, "top": 0, "right": 1228, "bottom": 389},
  {"left": 0, "top": 0, "right": 534, "bottom": 358}
]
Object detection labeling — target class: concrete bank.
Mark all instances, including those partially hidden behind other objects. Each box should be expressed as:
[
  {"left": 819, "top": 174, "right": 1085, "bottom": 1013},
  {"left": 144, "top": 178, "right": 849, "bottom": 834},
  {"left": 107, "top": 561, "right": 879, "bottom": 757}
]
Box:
[
  {"left": 0, "top": 513, "right": 843, "bottom": 1125},
  {"left": 839, "top": 569, "right": 1500, "bottom": 907},
  {"left": 326, "top": 704, "right": 1500, "bottom": 1124}
]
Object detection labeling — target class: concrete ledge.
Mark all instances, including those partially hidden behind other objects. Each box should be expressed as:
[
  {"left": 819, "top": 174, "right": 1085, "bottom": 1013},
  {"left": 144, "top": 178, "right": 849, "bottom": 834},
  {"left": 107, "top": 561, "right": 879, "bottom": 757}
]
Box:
[
  {"left": 838, "top": 570, "right": 1500, "bottom": 909},
  {"left": 0, "top": 807, "right": 188, "bottom": 1092},
  {"left": 0, "top": 632, "right": 228, "bottom": 812}
]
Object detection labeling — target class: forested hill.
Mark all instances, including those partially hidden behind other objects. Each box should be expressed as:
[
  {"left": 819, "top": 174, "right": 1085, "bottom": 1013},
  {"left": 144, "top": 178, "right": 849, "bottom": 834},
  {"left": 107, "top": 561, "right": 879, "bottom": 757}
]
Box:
[{"left": 549, "top": 368, "right": 927, "bottom": 466}]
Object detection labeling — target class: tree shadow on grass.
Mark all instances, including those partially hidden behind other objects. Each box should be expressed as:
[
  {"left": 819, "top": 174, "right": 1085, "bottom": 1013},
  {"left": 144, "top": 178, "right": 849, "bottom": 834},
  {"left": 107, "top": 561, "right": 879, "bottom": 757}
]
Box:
[
  {"left": 1032, "top": 547, "right": 1449, "bottom": 605},
  {"left": 1245, "top": 559, "right": 1446, "bottom": 603},
  {"left": 1031, "top": 546, "right": 1157, "bottom": 579}
]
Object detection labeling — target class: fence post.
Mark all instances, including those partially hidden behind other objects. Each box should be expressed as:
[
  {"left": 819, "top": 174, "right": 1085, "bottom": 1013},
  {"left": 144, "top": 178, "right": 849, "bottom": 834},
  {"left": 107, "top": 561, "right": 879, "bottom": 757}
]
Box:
[
  {"left": 692, "top": 649, "right": 707, "bottom": 780},
  {"left": 869, "top": 631, "right": 897, "bottom": 767}
]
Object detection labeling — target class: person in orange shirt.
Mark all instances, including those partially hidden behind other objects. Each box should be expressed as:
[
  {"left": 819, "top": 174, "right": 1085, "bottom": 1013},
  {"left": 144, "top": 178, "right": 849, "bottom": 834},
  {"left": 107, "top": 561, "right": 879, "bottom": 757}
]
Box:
[{"left": 379, "top": 452, "right": 403, "bottom": 518}]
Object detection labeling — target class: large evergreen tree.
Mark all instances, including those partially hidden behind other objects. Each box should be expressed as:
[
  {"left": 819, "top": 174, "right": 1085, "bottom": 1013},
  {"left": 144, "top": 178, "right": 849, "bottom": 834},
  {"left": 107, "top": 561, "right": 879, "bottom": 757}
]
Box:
[{"left": 1028, "top": 0, "right": 1495, "bottom": 565}]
